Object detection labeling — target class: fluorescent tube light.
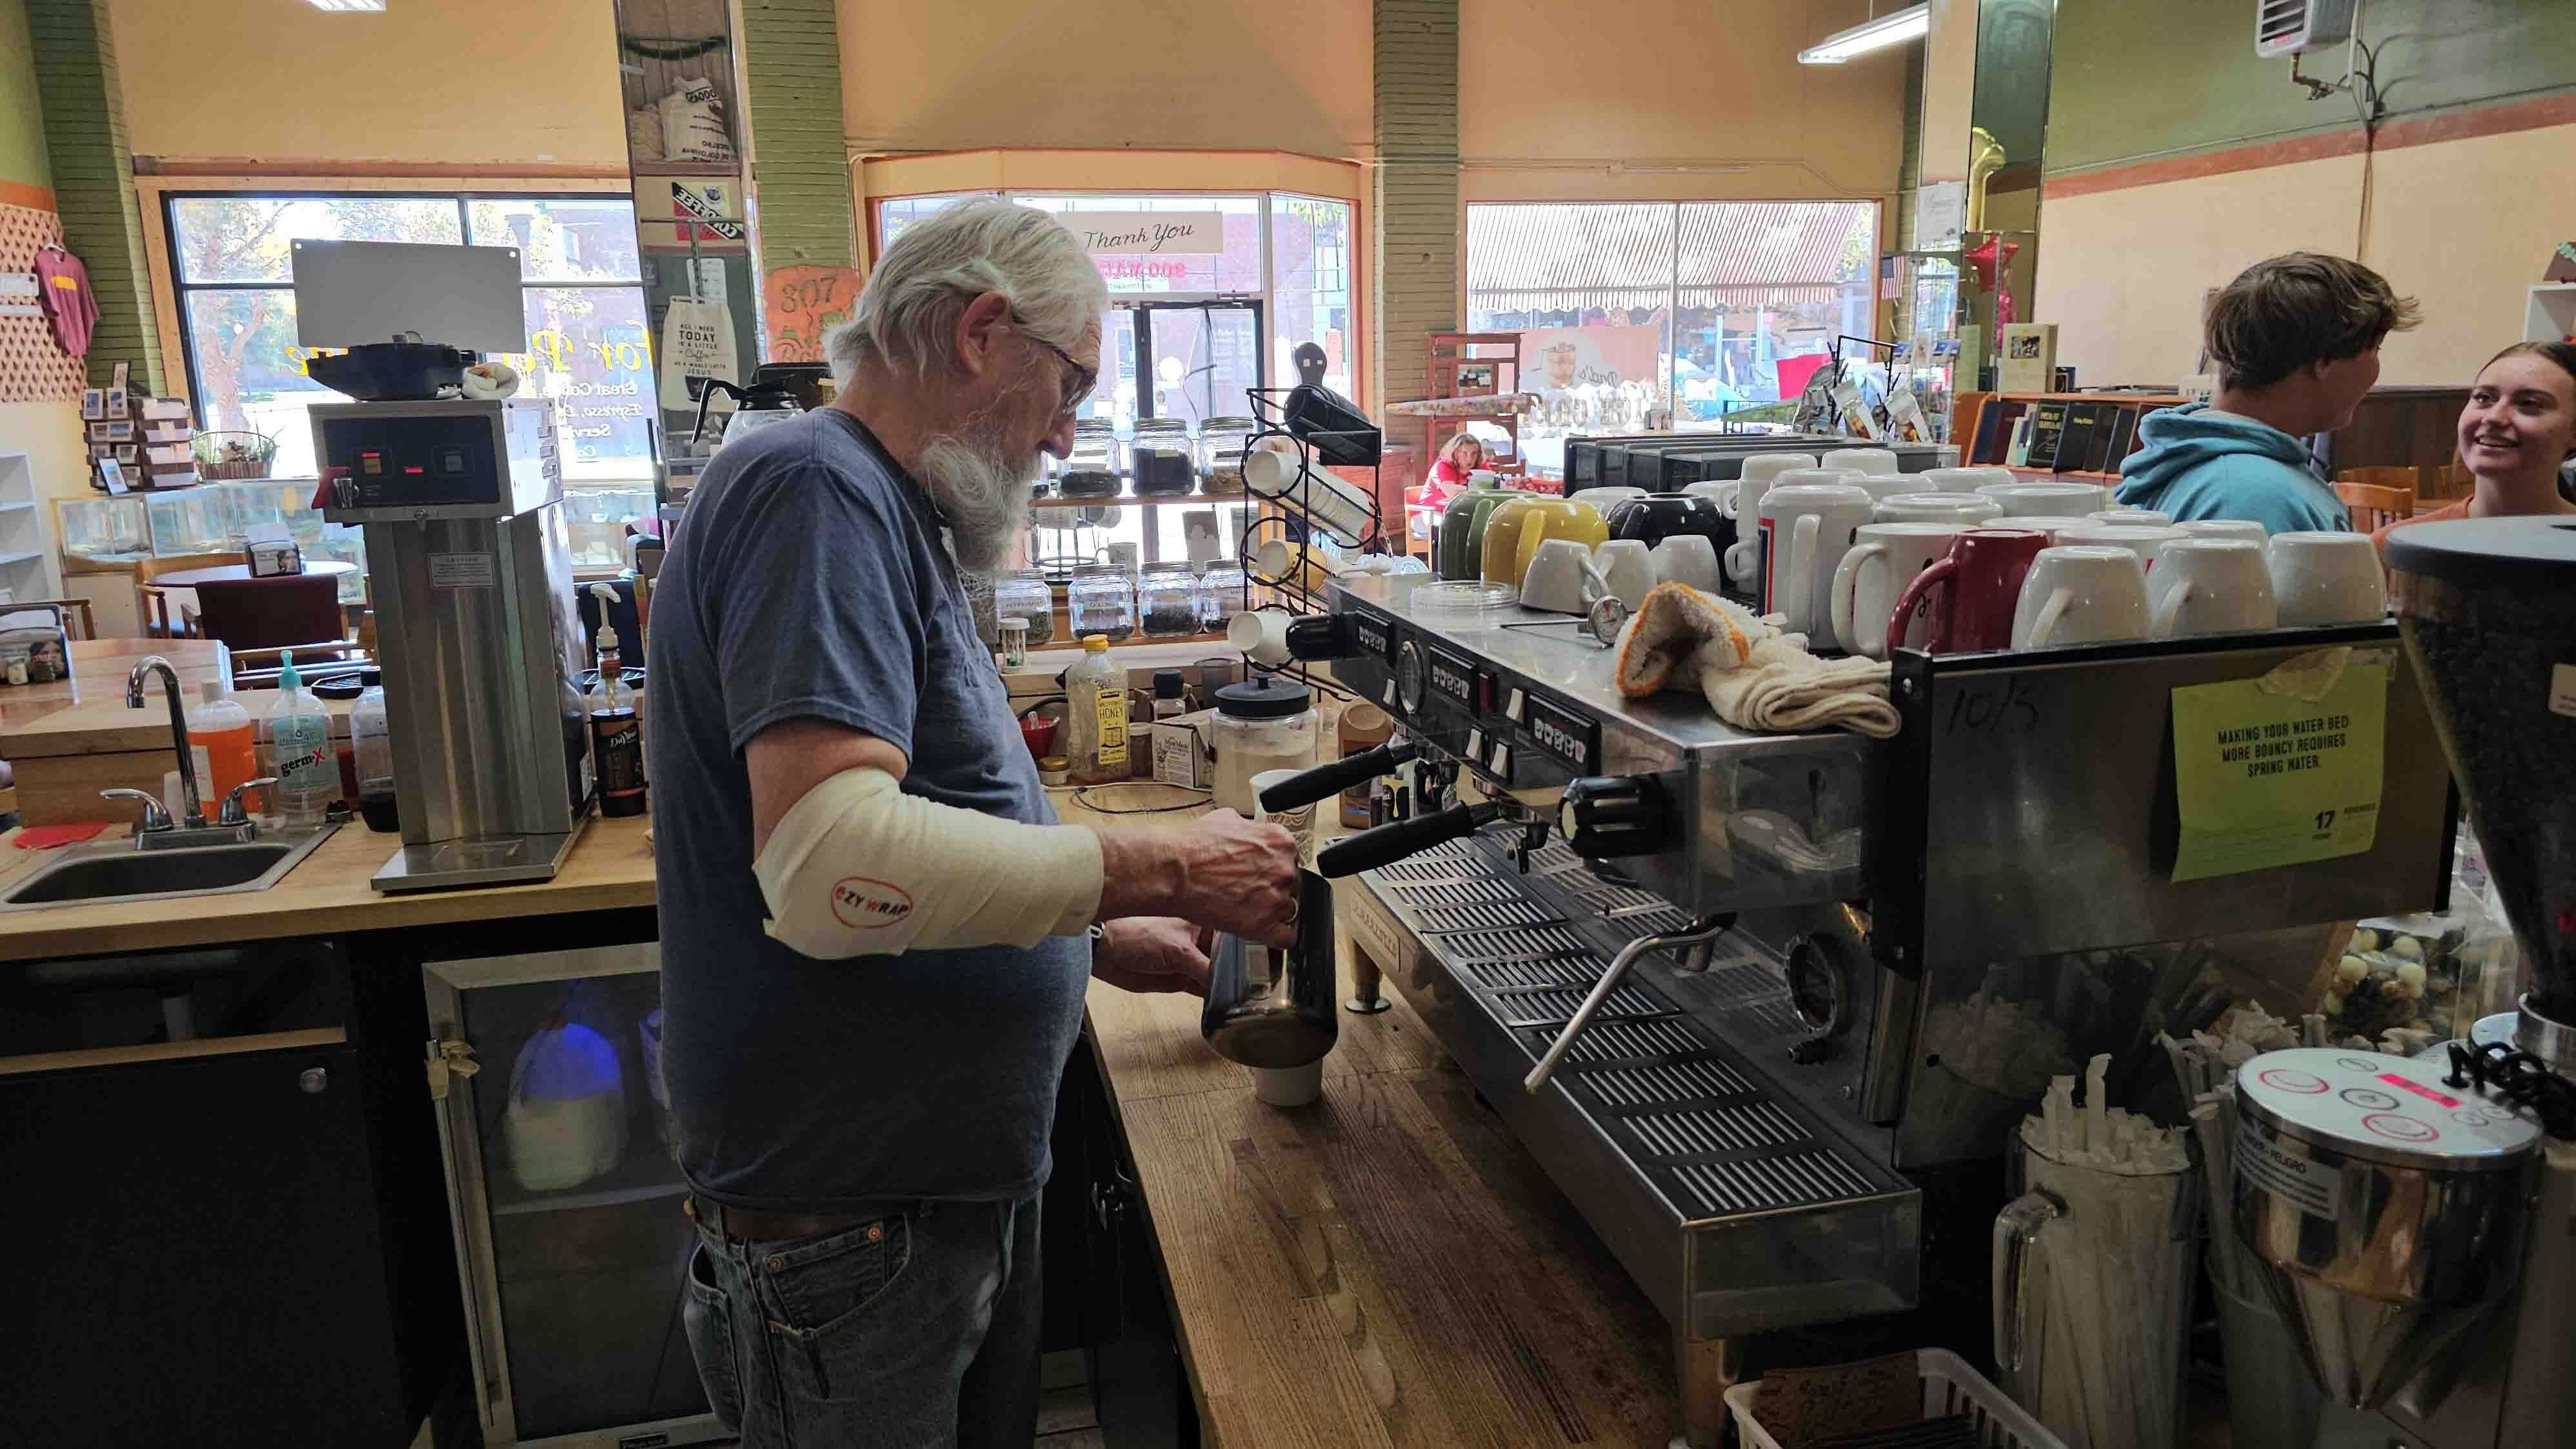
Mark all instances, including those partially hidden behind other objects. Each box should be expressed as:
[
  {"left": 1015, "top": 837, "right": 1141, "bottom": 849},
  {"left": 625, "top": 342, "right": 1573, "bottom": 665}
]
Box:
[
  {"left": 1797, "top": 4, "right": 1929, "bottom": 63},
  {"left": 307, "top": 0, "right": 386, "bottom": 10}
]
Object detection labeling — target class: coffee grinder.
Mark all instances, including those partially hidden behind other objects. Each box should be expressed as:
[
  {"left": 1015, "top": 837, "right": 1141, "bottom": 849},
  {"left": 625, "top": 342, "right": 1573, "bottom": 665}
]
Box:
[{"left": 2235, "top": 517, "right": 2576, "bottom": 1448}]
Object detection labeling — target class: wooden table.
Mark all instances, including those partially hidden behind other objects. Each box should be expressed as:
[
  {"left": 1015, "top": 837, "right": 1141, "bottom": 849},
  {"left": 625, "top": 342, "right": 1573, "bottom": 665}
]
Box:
[
  {"left": 1058, "top": 784, "right": 1676, "bottom": 1446},
  {"left": 0, "top": 637, "right": 232, "bottom": 737}
]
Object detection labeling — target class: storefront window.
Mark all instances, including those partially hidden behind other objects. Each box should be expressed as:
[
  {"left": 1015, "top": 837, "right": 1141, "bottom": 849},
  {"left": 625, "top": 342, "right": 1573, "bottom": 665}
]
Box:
[
  {"left": 1270, "top": 194, "right": 1353, "bottom": 399},
  {"left": 167, "top": 192, "right": 652, "bottom": 483},
  {"left": 1467, "top": 201, "right": 1877, "bottom": 463}
]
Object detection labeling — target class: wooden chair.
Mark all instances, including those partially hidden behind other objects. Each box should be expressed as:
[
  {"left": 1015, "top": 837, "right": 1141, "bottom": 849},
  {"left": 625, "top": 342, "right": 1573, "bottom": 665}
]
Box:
[
  {"left": 2433, "top": 462, "right": 2476, "bottom": 501},
  {"left": 2333, "top": 475, "right": 2415, "bottom": 534},
  {"left": 135, "top": 583, "right": 197, "bottom": 639}
]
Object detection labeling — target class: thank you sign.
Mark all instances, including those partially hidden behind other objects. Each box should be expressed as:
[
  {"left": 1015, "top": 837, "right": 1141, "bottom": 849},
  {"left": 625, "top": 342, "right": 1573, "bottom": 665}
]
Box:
[{"left": 1063, "top": 212, "right": 1225, "bottom": 255}]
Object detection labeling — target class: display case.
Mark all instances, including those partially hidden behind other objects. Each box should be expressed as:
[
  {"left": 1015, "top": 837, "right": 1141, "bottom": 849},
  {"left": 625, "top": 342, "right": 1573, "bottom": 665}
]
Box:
[
  {"left": 563, "top": 483, "right": 657, "bottom": 572},
  {"left": 55, "top": 481, "right": 369, "bottom": 601},
  {"left": 424, "top": 944, "right": 723, "bottom": 1449},
  {"left": 54, "top": 494, "right": 153, "bottom": 570}
]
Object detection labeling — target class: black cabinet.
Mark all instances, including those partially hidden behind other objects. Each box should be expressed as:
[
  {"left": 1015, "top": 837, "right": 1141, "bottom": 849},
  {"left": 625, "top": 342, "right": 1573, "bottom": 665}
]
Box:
[
  {"left": 0, "top": 937, "right": 459, "bottom": 1448},
  {"left": 1, "top": 1039, "right": 437, "bottom": 1445}
]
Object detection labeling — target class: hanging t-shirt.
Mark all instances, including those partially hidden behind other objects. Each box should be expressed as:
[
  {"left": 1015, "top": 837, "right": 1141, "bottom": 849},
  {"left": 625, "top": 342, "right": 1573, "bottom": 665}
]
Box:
[{"left": 34, "top": 247, "right": 97, "bottom": 358}]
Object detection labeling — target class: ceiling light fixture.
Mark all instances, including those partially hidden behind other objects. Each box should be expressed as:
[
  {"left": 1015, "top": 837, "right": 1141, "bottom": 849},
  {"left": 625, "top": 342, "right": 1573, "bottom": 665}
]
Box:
[
  {"left": 1797, "top": 3, "right": 1929, "bottom": 63},
  {"left": 306, "top": 0, "right": 386, "bottom": 10}
]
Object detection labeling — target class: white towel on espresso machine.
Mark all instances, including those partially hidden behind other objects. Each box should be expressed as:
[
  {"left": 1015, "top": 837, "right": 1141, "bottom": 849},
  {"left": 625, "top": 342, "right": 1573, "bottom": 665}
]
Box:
[{"left": 1610, "top": 581, "right": 1901, "bottom": 739}]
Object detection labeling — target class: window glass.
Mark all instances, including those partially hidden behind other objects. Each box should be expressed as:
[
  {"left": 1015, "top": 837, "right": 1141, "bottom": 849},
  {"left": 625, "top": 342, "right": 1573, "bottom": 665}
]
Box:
[
  {"left": 168, "top": 195, "right": 461, "bottom": 283},
  {"left": 879, "top": 194, "right": 993, "bottom": 252},
  {"left": 1269, "top": 194, "right": 1353, "bottom": 400},
  {"left": 469, "top": 197, "right": 643, "bottom": 283},
  {"left": 170, "top": 193, "right": 654, "bottom": 484}
]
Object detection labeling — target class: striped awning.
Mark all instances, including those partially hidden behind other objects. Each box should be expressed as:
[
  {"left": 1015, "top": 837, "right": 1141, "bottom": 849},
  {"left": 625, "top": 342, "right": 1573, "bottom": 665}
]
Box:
[{"left": 1467, "top": 202, "right": 1873, "bottom": 312}]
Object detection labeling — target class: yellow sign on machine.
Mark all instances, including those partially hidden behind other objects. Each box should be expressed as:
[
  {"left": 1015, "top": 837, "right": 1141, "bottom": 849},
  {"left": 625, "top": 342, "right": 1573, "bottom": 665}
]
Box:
[{"left": 2170, "top": 659, "right": 2389, "bottom": 882}]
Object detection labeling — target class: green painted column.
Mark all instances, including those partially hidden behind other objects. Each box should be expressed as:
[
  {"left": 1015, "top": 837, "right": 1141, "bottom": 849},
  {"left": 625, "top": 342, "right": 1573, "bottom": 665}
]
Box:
[
  {"left": 25, "top": 0, "right": 159, "bottom": 391},
  {"left": 1372, "top": 0, "right": 1460, "bottom": 416},
  {"left": 737, "top": 0, "right": 861, "bottom": 365}
]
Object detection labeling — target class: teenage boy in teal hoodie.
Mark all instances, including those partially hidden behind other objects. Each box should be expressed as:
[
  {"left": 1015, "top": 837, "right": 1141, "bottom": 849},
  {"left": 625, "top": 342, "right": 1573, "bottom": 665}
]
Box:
[{"left": 2117, "top": 253, "right": 2421, "bottom": 534}]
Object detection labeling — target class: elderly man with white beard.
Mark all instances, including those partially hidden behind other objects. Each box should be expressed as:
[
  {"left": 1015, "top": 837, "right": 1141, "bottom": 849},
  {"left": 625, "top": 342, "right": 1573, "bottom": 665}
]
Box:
[{"left": 646, "top": 199, "right": 1299, "bottom": 1448}]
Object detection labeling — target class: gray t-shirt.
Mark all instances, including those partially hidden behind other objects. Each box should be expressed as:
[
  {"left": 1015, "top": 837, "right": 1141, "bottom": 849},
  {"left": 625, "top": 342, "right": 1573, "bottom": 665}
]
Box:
[{"left": 647, "top": 408, "right": 1086, "bottom": 1211}]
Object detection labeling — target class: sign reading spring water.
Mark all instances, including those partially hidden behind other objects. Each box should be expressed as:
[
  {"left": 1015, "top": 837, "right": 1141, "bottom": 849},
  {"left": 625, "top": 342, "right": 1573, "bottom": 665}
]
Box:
[{"left": 1061, "top": 212, "right": 1226, "bottom": 256}]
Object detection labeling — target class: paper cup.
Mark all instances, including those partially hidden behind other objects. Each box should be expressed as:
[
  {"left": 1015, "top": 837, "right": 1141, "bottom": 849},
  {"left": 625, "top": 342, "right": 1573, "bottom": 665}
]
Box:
[{"left": 1251, "top": 1060, "right": 1324, "bottom": 1107}]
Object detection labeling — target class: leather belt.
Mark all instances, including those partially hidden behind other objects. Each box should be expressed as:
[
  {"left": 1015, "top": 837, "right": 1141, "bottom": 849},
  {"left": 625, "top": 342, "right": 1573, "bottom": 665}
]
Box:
[{"left": 685, "top": 1193, "right": 893, "bottom": 1245}]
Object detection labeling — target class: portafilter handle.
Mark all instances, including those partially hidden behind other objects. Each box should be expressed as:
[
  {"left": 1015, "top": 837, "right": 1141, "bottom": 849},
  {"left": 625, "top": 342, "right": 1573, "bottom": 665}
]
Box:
[
  {"left": 1315, "top": 801, "right": 1497, "bottom": 878},
  {"left": 1257, "top": 739, "right": 1417, "bottom": 814}
]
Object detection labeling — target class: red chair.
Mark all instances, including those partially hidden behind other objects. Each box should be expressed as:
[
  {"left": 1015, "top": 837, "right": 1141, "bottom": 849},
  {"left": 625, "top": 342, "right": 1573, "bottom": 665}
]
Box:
[{"left": 188, "top": 574, "right": 350, "bottom": 655}]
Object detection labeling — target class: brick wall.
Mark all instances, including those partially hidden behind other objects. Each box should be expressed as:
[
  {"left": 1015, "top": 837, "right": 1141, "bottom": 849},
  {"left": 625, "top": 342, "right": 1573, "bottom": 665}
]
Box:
[
  {"left": 1372, "top": 0, "right": 1459, "bottom": 414},
  {"left": 26, "top": 0, "right": 159, "bottom": 392}
]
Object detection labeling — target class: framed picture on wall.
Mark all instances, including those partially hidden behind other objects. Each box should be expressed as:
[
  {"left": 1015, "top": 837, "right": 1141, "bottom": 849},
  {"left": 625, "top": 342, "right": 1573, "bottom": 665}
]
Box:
[
  {"left": 81, "top": 388, "right": 105, "bottom": 420},
  {"left": 96, "top": 457, "right": 130, "bottom": 495}
]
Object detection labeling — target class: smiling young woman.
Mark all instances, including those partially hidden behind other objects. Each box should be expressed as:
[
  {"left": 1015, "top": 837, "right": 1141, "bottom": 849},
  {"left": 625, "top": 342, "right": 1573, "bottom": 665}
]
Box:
[{"left": 2374, "top": 341, "right": 2576, "bottom": 555}]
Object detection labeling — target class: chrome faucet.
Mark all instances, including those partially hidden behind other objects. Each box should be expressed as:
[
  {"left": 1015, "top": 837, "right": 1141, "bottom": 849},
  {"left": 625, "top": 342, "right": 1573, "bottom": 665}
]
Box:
[
  {"left": 128, "top": 655, "right": 207, "bottom": 830},
  {"left": 111, "top": 657, "right": 273, "bottom": 848}
]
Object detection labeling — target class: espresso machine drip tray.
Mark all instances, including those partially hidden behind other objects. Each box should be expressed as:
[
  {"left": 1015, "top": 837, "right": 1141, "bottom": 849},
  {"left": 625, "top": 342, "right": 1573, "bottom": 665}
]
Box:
[{"left": 1347, "top": 830, "right": 1921, "bottom": 1343}]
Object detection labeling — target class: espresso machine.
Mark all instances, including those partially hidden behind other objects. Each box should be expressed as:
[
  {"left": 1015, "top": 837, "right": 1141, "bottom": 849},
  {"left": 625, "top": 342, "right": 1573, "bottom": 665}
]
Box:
[
  {"left": 1254, "top": 570, "right": 2459, "bottom": 1446},
  {"left": 2232, "top": 517, "right": 2576, "bottom": 1449},
  {"left": 316, "top": 397, "right": 594, "bottom": 892}
]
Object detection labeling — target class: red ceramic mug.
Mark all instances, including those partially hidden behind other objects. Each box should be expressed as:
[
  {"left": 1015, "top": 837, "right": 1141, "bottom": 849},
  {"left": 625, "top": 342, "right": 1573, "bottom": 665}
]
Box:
[{"left": 1887, "top": 528, "right": 2052, "bottom": 654}]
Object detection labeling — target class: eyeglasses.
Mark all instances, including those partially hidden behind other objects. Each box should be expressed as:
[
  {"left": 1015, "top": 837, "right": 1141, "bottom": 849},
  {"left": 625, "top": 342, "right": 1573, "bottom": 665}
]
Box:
[{"left": 1008, "top": 312, "right": 1098, "bottom": 420}]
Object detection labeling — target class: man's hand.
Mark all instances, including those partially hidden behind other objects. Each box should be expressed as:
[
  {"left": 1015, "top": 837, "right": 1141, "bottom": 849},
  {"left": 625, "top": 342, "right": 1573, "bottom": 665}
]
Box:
[
  {"left": 1094, "top": 809, "right": 1299, "bottom": 948},
  {"left": 1091, "top": 917, "right": 1215, "bottom": 996}
]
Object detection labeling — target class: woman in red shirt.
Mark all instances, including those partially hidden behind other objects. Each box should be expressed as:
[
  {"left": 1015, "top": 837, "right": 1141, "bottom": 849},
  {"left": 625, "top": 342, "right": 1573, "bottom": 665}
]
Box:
[
  {"left": 2373, "top": 341, "right": 2576, "bottom": 554},
  {"left": 1424, "top": 432, "right": 1489, "bottom": 505}
]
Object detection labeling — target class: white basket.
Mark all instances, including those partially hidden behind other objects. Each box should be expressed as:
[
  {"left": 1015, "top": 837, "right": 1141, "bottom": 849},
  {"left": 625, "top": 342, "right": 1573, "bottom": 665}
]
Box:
[{"left": 1723, "top": 1348, "right": 2067, "bottom": 1449}]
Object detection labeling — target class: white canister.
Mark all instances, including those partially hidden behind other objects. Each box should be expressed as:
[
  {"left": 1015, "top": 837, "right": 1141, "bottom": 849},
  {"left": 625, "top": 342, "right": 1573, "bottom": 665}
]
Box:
[
  {"left": 1822, "top": 446, "right": 1901, "bottom": 476},
  {"left": 1755, "top": 480, "right": 1876, "bottom": 639}
]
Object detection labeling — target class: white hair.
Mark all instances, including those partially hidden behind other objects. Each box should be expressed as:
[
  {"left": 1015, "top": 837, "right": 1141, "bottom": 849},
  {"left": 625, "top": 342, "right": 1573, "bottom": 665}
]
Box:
[{"left": 828, "top": 199, "right": 1106, "bottom": 384}]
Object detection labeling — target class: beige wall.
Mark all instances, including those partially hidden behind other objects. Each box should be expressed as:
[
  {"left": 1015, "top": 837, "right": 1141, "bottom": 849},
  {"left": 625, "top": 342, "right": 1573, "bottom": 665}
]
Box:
[
  {"left": 104, "top": 0, "right": 626, "bottom": 166},
  {"left": 837, "top": 0, "right": 1373, "bottom": 160},
  {"left": 2033, "top": 122, "right": 2576, "bottom": 390},
  {"left": 1457, "top": 0, "right": 1909, "bottom": 203}
]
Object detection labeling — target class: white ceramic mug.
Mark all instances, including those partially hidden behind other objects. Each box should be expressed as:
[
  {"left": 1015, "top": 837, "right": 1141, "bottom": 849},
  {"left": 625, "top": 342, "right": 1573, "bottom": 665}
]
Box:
[
  {"left": 1822, "top": 446, "right": 1901, "bottom": 476},
  {"left": 1520, "top": 537, "right": 1598, "bottom": 614},
  {"left": 1875, "top": 492, "right": 2004, "bottom": 526},
  {"left": 2002, "top": 515, "right": 2104, "bottom": 545},
  {"left": 2147, "top": 537, "right": 2277, "bottom": 637},
  {"left": 1848, "top": 472, "right": 1935, "bottom": 503},
  {"left": 2090, "top": 507, "right": 2174, "bottom": 527},
  {"left": 1579, "top": 485, "right": 1649, "bottom": 508},
  {"left": 2173, "top": 519, "right": 2270, "bottom": 546},
  {"left": 2268, "top": 531, "right": 2388, "bottom": 625},
  {"left": 2053, "top": 523, "right": 2184, "bottom": 573},
  {"left": 1980, "top": 481, "right": 2115, "bottom": 516},
  {"left": 1830, "top": 521, "right": 1964, "bottom": 658},
  {"left": 2012, "top": 546, "right": 2152, "bottom": 649},
  {"left": 1653, "top": 534, "right": 1722, "bottom": 594},
  {"left": 1680, "top": 479, "right": 1739, "bottom": 513},
  {"left": 1733, "top": 453, "right": 1820, "bottom": 521},
  {"left": 1757, "top": 481, "right": 1877, "bottom": 638},
  {"left": 1924, "top": 466, "right": 2017, "bottom": 492},
  {"left": 1104, "top": 541, "right": 1141, "bottom": 571},
  {"left": 1732, "top": 471, "right": 1851, "bottom": 586},
  {"left": 1595, "top": 539, "right": 1656, "bottom": 610},
  {"left": 1228, "top": 610, "right": 1293, "bottom": 665},
  {"left": 1249, "top": 768, "right": 1319, "bottom": 866}
]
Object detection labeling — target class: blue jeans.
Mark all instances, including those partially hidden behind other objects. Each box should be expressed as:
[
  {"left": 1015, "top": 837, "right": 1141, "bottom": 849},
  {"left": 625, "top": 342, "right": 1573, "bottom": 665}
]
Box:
[{"left": 683, "top": 1194, "right": 1044, "bottom": 1448}]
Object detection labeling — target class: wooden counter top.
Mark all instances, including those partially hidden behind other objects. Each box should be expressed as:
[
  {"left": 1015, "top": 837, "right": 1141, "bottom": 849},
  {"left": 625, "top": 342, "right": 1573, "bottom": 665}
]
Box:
[
  {"left": 0, "top": 814, "right": 655, "bottom": 962},
  {"left": 1, "top": 638, "right": 235, "bottom": 755},
  {"left": 1062, "top": 786, "right": 1675, "bottom": 1447}
]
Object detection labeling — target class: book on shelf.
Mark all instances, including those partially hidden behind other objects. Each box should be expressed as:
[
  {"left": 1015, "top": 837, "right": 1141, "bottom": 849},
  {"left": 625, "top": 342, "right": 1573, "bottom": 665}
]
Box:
[
  {"left": 1997, "top": 323, "right": 2060, "bottom": 394},
  {"left": 2095, "top": 405, "right": 2135, "bottom": 474},
  {"left": 2023, "top": 401, "right": 2069, "bottom": 470},
  {"left": 1972, "top": 400, "right": 2022, "bottom": 465},
  {"left": 2052, "top": 403, "right": 2102, "bottom": 474},
  {"left": 2005, "top": 412, "right": 2035, "bottom": 467}
]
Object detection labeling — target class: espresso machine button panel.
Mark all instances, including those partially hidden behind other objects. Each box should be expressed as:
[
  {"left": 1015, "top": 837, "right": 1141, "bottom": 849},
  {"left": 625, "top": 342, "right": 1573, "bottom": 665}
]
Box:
[{"left": 323, "top": 412, "right": 506, "bottom": 509}]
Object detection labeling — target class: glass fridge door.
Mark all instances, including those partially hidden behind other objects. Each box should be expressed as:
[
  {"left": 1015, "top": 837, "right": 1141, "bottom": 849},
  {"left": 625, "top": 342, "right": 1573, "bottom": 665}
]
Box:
[{"left": 424, "top": 944, "right": 723, "bottom": 1448}]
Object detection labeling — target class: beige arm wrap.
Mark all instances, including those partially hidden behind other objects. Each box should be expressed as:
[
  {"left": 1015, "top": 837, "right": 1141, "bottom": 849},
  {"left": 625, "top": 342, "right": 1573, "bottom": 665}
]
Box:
[{"left": 751, "top": 766, "right": 1104, "bottom": 959}]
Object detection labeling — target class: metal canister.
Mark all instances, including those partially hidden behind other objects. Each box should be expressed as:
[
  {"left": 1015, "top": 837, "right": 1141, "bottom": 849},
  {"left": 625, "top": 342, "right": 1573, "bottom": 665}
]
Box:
[{"left": 2232, "top": 1046, "right": 2543, "bottom": 1410}]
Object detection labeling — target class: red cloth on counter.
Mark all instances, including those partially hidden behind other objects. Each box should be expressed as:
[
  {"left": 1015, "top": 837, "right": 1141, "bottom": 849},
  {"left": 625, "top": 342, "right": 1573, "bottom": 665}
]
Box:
[{"left": 35, "top": 246, "right": 97, "bottom": 357}]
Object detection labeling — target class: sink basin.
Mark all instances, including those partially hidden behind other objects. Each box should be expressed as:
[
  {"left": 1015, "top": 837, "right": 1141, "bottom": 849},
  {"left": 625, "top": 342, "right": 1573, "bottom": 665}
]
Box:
[{"left": 1, "top": 827, "right": 338, "bottom": 910}]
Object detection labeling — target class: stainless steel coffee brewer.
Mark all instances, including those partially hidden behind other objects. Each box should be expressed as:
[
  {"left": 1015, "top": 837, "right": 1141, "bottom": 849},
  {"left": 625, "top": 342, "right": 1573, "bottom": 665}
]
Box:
[
  {"left": 315, "top": 397, "right": 594, "bottom": 892},
  {"left": 2233, "top": 517, "right": 2576, "bottom": 1449}
]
